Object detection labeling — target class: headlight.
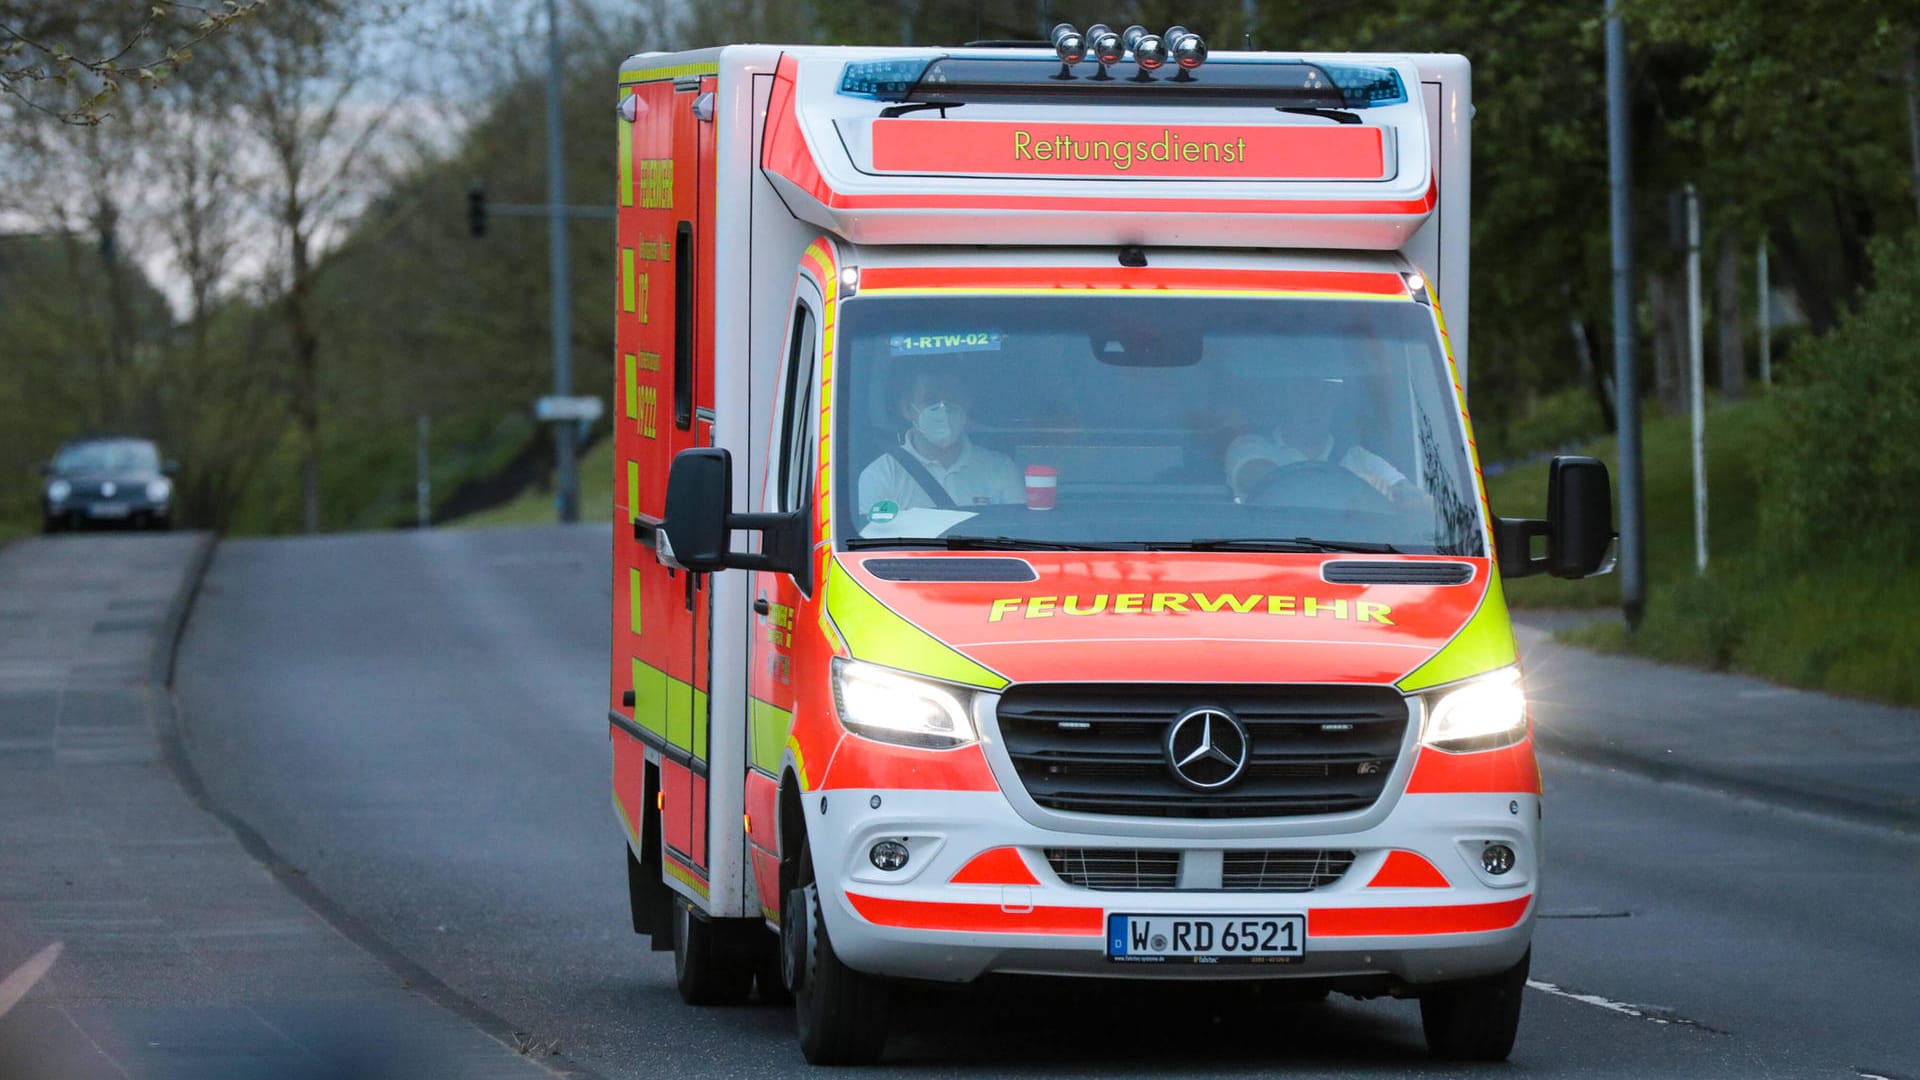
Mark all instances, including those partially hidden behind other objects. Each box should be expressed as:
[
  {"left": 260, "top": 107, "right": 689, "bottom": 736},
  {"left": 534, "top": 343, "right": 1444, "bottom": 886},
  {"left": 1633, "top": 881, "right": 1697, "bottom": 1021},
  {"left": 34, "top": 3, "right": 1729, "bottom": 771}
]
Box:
[
  {"left": 47, "top": 480, "right": 71, "bottom": 502},
  {"left": 831, "top": 658, "right": 977, "bottom": 749},
  {"left": 146, "top": 478, "right": 172, "bottom": 502},
  {"left": 1420, "top": 666, "right": 1528, "bottom": 752}
]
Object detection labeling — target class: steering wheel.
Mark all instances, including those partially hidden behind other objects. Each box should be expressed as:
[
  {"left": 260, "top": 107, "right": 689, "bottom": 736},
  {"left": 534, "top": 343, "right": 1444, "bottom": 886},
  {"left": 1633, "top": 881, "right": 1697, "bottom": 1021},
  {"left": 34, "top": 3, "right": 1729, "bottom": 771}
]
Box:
[{"left": 1243, "top": 458, "right": 1390, "bottom": 510}]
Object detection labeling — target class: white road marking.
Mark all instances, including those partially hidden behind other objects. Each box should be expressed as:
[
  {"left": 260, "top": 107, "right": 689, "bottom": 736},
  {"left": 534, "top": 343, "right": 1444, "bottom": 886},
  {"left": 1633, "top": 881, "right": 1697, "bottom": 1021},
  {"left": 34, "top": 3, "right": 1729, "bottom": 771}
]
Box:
[
  {"left": 0, "top": 941, "right": 63, "bottom": 1019},
  {"left": 1527, "top": 978, "right": 1723, "bottom": 1033}
]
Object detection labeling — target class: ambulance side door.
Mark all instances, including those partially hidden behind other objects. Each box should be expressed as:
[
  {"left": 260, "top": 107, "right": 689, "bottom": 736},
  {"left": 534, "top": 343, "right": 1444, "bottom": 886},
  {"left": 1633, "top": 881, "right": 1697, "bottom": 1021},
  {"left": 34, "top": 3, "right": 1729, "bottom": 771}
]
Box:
[{"left": 745, "top": 282, "right": 821, "bottom": 919}]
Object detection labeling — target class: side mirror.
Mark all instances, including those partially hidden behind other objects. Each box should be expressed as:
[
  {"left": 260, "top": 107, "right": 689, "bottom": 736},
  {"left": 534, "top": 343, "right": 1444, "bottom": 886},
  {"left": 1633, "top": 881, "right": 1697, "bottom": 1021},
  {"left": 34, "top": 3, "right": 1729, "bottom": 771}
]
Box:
[
  {"left": 1494, "top": 455, "right": 1615, "bottom": 580},
  {"left": 659, "top": 449, "right": 732, "bottom": 572},
  {"left": 657, "top": 447, "right": 812, "bottom": 587},
  {"left": 162, "top": 460, "right": 181, "bottom": 477}
]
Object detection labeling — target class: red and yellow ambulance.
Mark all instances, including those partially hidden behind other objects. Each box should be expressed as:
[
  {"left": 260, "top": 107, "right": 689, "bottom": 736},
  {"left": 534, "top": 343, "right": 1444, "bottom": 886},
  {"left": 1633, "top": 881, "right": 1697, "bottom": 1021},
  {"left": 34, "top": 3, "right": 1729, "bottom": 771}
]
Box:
[{"left": 608, "top": 29, "right": 1613, "bottom": 1065}]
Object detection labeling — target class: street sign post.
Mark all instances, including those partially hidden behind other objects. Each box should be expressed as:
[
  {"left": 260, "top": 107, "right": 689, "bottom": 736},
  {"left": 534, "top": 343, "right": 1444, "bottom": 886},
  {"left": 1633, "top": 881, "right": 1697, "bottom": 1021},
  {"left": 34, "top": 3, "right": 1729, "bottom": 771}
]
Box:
[{"left": 535, "top": 396, "right": 604, "bottom": 423}]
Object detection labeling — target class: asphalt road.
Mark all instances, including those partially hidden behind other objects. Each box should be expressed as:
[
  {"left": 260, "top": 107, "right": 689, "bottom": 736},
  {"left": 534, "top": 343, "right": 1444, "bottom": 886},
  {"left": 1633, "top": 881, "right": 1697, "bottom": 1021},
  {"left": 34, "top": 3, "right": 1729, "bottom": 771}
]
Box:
[{"left": 174, "top": 526, "right": 1920, "bottom": 1079}]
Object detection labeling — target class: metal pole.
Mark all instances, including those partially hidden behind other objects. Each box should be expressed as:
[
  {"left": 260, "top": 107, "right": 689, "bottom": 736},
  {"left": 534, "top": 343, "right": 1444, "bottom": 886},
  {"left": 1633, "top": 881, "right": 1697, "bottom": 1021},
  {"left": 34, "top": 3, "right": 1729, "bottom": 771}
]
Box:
[
  {"left": 1606, "top": 2, "right": 1646, "bottom": 625},
  {"left": 1757, "top": 238, "right": 1772, "bottom": 387},
  {"left": 1685, "top": 184, "right": 1706, "bottom": 574},
  {"left": 547, "top": 0, "right": 578, "bottom": 524},
  {"left": 416, "top": 414, "right": 431, "bottom": 529}
]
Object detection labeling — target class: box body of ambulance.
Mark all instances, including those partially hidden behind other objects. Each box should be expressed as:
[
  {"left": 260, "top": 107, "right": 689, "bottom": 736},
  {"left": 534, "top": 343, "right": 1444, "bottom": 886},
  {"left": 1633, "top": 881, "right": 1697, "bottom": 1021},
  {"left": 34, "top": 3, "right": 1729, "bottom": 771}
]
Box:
[{"left": 608, "top": 39, "right": 1612, "bottom": 1064}]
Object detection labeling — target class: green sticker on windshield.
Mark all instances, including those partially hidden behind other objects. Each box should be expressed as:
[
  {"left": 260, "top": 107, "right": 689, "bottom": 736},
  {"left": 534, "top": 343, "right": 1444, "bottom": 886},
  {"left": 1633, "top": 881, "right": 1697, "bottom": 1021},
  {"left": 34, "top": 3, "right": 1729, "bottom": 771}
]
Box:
[
  {"left": 868, "top": 500, "right": 899, "bottom": 523},
  {"left": 889, "top": 332, "right": 1002, "bottom": 356}
]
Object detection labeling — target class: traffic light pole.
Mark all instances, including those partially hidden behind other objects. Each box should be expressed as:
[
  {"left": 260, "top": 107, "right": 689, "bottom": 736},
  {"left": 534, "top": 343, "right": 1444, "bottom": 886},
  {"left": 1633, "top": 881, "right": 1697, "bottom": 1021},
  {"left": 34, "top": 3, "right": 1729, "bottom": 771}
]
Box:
[{"left": 545, "top": 0, "right": 576, "bottom": 525}]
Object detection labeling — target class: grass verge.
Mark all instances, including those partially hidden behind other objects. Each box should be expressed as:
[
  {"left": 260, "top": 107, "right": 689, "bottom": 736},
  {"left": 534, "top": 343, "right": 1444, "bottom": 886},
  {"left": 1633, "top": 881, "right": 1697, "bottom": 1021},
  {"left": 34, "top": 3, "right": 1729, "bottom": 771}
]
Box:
[
  {"left": 1484, "top": 395, "right": 1920, "bottom": 705},
  {"left": 455, "top": 435, "right": 614, "bottom": 529}
]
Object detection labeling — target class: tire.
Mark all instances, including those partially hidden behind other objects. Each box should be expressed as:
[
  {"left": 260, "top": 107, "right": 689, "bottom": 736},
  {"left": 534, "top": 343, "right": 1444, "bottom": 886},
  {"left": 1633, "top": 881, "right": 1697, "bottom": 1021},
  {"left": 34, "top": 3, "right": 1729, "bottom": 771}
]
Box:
[
  {"left": 1420, "top": 948, "right": 1530, "bottom": 1061},
  {"left": 789, "top": 842, "right": 889, "bottom": 1065},
  {"left": 754, "top": 928, "right": 793, "bottom": 1006},
  {"left": 673, "top": 897, "right": 756, "bottom": 1006}
]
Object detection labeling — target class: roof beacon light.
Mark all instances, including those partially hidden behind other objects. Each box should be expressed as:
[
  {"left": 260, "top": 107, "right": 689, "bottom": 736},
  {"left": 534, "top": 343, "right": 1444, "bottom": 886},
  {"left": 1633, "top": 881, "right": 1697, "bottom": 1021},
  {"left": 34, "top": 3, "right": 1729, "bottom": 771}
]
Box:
[
  {"left": 1049, "top": 23, "right": 1086, "bottom": 66},
  {"left": 1086, "top": 23, "right": 1123, "bottom": 77},
  {"left": 1122, "top": 24, "right": 1166, "bottom": 79},
  {"left": 1164, "top": 25, "right": 1207, "bottom": 77}
]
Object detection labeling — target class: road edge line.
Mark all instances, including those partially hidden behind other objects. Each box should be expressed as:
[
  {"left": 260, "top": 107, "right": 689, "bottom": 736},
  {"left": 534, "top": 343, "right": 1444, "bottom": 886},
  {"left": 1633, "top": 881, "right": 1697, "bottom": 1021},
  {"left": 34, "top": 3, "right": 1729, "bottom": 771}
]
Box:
[{"left": 151, "top": 535, "right": 613, "bottom": 1080}]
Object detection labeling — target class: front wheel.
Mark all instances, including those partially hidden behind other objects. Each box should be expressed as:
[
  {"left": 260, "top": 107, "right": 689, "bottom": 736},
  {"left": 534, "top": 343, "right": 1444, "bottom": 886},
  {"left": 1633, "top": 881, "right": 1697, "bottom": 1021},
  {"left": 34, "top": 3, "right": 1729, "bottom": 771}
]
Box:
[
  {"left": 788, "top": 841, "right": 889, "bottom": 1065},
  {"left": 1419, "top": 948, "right": 1530, "bottom": 1061},
  {"left": 673, "top": 897, "right": 756, "bottom": 1006}
]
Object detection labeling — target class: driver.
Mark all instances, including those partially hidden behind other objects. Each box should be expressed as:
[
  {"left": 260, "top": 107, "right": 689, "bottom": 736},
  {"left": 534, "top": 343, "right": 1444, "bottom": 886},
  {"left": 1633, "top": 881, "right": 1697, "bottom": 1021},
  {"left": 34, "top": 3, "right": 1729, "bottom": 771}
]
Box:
[
  {"left": 857, "top": 370, "right": 1022, "bottom": 520},
  {"left": 1225, "top": 376, "right": 1421, "bottom": 504}
]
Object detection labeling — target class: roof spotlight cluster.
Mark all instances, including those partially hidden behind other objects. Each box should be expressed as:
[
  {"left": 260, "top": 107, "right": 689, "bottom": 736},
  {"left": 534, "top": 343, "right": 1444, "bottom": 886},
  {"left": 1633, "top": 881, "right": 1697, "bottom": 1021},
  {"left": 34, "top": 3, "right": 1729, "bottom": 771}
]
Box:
[{"left": 1050, "top": 22, "right": 1207, "bottom": 81}]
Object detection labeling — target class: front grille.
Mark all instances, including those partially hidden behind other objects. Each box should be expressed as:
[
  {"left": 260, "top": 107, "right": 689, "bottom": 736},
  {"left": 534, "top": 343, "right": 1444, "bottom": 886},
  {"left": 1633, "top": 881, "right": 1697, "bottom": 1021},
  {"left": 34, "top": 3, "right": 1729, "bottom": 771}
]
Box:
[
  {"left": 1222, "top": 849, "right": 1355, "bottom": 891},
  {"left": 994, "top": 684, "right": 1409, "bottom": 819},
  {"left": 1045, "top": 848, "right": 1180, "bottom": 890}
]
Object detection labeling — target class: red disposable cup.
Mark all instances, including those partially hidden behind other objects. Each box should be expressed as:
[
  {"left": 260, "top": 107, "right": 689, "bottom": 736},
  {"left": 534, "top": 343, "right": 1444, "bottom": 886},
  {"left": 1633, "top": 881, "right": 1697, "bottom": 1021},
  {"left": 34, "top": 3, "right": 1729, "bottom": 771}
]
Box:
[{"left": 1025, "top": 465, "right": 1058, "bottom": 510}]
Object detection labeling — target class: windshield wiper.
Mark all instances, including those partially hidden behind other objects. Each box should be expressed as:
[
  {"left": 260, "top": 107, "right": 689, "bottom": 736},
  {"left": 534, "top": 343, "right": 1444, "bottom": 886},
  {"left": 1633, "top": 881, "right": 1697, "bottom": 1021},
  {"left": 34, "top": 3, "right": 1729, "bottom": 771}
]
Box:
[
  {"left": 1149, "top": 537, "right": 1403, "bottom": 554},
  {"left": 844, "top": 536, "right": 1132, "bottom": 552}
]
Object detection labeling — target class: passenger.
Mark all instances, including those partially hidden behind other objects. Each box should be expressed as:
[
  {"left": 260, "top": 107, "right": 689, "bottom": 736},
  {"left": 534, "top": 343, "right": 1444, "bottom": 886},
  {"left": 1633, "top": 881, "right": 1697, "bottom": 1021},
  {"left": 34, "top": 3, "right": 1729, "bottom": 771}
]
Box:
[
  {"left": 857, "top": 371, "right": 1022, "bottom": 520},
  {"left": 1226, "top": 376, "right": 1423, "bottom": 505}
]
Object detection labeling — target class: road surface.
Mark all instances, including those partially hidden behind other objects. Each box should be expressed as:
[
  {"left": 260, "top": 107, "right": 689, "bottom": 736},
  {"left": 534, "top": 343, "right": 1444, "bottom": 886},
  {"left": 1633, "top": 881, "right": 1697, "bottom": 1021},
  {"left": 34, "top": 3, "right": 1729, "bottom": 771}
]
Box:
[{"left": 168, "top": 526, "right": 1920, "bottom": 1078}]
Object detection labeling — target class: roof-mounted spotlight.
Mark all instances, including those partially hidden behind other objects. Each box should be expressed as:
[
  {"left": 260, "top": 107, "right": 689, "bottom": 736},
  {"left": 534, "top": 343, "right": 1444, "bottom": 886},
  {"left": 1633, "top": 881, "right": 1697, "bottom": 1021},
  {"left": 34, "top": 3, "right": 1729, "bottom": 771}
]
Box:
[
  {"left": 1049, "top": 22, "right": 1086, "bottom": 66},
  {"left": 1085, "top": 23, "right": 1122, "bottom": 79},
  {"left": 1164, "top": 25, "right": 1207, "bottom": 79},
  {"left": 1122, "top": 24, "right": 1166, "bottom": 80}
]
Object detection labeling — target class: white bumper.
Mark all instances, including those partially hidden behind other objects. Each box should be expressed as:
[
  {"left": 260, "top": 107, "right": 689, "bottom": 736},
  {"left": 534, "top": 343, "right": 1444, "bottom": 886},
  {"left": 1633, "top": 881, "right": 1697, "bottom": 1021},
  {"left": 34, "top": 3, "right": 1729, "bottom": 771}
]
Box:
[{"left": 807, "top": 787, "right": 1538, "bottom": 986}]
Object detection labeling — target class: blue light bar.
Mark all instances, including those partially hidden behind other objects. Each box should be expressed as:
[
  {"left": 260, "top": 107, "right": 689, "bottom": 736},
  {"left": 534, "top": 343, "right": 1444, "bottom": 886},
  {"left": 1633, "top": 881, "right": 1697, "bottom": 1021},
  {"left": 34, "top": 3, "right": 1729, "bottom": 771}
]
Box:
[
  {"left": 838, "top": 57, "right": 938, "bottom": 100},
  {"left": 1318, "top": 63, "right": 1407, "bottom": 107}
]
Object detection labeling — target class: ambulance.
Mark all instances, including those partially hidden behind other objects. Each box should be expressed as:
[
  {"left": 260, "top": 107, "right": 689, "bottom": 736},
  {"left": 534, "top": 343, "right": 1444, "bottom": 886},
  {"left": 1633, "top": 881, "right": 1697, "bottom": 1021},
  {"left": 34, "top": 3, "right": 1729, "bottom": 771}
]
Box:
[{"left": 607, "top": 25, "right": 1613, "bottom": 1066}]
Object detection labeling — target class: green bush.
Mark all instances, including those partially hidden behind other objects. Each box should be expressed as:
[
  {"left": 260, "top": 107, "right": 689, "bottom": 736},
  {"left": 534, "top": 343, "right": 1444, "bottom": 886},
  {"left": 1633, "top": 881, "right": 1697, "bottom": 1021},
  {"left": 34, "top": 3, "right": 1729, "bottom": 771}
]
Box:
[{"left": 1764, "top": 230, "right": 1920, "bottom": 562}]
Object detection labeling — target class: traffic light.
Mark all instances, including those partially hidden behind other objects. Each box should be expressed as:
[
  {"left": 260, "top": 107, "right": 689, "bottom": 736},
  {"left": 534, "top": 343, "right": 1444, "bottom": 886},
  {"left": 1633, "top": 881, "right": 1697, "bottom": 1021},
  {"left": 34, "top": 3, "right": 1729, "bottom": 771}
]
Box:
[{"left": 467, "top": 184, "right": 487, "bottom": 238}]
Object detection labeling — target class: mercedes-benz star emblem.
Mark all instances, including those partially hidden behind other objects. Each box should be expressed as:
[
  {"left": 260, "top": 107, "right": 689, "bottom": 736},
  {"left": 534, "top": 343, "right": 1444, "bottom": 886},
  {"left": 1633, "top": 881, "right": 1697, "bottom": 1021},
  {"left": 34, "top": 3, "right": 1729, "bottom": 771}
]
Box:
[{"left": 1164, "top": 707, "right": 1250, "bottom": 790}]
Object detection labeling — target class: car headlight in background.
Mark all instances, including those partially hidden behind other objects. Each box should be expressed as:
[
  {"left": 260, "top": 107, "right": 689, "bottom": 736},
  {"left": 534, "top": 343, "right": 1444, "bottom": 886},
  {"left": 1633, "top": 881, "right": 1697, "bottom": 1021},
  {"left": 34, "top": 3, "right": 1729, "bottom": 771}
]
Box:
[
  {"left": 1420, "top": 666, "right": 1528, "bottom": 752},
  {"left": 831, "top": 658, "right": 977, "bottom": 749},
  {"left": 146, "top": 478, "right": 172, "bottom": 503},
  {"left": 47, "top": 480, "right": 71, "bottom": 502}
]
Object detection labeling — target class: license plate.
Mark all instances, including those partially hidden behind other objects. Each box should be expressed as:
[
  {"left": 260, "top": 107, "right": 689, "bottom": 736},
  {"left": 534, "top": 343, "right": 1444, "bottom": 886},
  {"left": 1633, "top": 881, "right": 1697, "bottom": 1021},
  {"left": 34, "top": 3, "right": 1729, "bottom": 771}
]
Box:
[
  {"left": 1107, "top": 913, "right": 1306, "bottom": 964},
  {"left": 87, "top": 503, "right": 130, "bottom": 519}
]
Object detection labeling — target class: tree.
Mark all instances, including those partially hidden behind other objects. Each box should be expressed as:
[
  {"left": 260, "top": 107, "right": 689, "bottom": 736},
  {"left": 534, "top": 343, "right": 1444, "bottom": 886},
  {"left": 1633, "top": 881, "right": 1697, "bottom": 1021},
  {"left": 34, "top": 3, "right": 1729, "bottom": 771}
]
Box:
[{"left": 0, "top": 0, "right": 264, "bottom": 124}]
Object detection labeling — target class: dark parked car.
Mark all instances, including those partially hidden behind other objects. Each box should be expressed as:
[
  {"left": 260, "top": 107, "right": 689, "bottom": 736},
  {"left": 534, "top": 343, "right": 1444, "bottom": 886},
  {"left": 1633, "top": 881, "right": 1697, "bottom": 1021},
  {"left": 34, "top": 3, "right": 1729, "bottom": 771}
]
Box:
[{"left": 40, "top": 437, "right": 178, "bottom": 533}]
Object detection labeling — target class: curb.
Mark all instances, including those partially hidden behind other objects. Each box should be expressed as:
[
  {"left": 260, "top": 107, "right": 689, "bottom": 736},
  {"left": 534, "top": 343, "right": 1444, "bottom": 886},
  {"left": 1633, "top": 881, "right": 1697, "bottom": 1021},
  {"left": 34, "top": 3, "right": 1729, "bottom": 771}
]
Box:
[
  {"left": 151, "top": 536, "right": 612, "bottom": 1080},
  {"left": 1534, "top": 729, "right": 1920, "bottom": 837}
]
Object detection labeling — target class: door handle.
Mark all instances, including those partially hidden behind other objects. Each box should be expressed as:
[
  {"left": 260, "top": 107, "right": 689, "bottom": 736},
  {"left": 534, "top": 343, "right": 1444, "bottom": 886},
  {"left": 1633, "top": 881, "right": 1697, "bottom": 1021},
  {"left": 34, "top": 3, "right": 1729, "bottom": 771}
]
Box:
[{"left": 754, "top": 597, "right": 771, "bottom": 615}]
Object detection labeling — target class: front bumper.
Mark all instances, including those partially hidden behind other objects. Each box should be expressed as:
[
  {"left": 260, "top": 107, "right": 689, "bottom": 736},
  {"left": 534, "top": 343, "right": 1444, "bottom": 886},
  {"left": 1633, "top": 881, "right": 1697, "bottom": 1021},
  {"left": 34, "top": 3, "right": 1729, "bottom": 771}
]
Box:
[{"left": 808, "top": 787, "right": 1538, "bottom": 986}]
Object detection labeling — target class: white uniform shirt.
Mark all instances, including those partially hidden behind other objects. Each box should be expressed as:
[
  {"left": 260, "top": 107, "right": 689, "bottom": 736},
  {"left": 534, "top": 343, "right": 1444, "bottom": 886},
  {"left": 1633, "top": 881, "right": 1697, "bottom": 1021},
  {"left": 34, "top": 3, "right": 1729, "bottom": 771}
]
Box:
[
  {"left": 1225, "top": 432, "right": 1408, "bottom": 500},
  {"left": 856, "top": 435, "right": 1023, "bottom": 520}
]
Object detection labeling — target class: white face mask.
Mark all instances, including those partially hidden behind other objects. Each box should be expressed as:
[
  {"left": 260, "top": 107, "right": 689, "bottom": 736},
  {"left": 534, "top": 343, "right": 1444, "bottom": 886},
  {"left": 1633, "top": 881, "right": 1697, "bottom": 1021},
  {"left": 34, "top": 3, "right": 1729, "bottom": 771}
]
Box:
[{"left": 913, "top": 402, "right": 960, "bottom": 449}]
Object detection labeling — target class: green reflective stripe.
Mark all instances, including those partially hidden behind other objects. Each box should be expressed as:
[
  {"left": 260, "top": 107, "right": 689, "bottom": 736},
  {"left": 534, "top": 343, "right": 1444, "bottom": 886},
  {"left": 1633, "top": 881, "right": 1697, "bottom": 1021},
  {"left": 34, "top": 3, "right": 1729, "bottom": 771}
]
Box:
[
  {"left": 629, "top": 568, "right": 643, "bottom": 635},
  {"left": 621, "top": 249, "right": 637, "bottom": 312},
  {"left": 786, "top": 734, "right": 811, "bottom": 791},
  {"left": 750, "top": 698, "right": 792, "bottom": 774},
  {"left": 623, "top": 354, "right": 639, "bottom": 419},
  {"left": 824, "top": 559, "right": 1007, "bottom": 690},
  {"left": 1396, "top": 571, "right": 1518, "bottom": 692},
  {"left": 631, "top": 658, "right": 668, "bottom": 737},
  {"left": 627, "top": 460, "right": 640, "bottom": 523},
  {"left": 631, "top": 657, "right": 707, "bottom": 754},
  {"left": 663, "top": 855, "right": 710, "bottom": 897},
  {"left": 619, "top": 61, "right": 720, "bottom": 85}
]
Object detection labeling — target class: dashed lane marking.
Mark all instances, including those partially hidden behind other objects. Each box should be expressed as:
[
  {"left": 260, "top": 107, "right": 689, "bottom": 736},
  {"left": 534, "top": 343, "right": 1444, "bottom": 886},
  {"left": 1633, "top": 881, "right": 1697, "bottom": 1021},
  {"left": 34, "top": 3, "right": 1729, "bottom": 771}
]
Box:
[
  {"left": 1527, "top": 978, "right": 1726, "bottom": 1034},
  {"left": 0, "top": 941, "right": 63, "bottom": 1019}
]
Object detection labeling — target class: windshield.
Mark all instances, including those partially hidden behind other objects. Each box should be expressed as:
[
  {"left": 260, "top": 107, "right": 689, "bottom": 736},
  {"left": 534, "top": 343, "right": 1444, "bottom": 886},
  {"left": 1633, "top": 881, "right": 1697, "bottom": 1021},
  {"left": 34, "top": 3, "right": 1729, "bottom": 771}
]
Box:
[
  {"left": 836, "top": 293, "right": 1484, "bottom": 556},
  {"left": 54, "top": 439, "right": 160, "bottom": 475}
]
